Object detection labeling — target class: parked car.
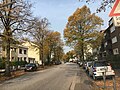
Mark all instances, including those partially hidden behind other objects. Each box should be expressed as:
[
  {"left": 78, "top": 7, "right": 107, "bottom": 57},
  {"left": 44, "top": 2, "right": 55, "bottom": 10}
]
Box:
[
  {"left": 83, "top": 61, "right": 87, "bottom": 69},
  {"left": 54, "top": 61, "right": 62, "bottom": 65},
  {"left": 85, "top": 61, "right": 93, "bottom": 73},
  {"left": 24, "top": 63, "right": 37, "bottom": 72},
  {"left": 89, "top": 61, "right": 115, "bottom": 80},
  {"left": 0, "top": 69, "right": 5, "bottom": 73},
  {"left": 77, "top": 60, "right": 83, "bottom": 67}
]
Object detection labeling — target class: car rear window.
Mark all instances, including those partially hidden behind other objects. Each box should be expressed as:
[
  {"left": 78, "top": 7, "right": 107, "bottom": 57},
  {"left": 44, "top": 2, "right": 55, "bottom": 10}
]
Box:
[
  {"left": 26, "top": 63, "right": 35, "bottom": 67},
  {"left": 94, "top": 61, "right": 109, "bottom": 67},
  {"left": 88, "top": 62, "right": 92, "bottom": 65}
]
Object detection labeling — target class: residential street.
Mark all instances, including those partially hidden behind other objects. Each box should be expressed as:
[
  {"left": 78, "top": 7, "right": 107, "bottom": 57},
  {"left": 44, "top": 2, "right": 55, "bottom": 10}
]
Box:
[{"left": 0, "top": 63, "right": 93, "bottom": 90}]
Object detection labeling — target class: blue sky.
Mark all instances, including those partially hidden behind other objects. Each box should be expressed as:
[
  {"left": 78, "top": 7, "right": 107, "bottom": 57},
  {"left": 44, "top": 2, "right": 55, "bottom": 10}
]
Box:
[{"left": 29, "top": 0, "right": 111, "bottom": 53}]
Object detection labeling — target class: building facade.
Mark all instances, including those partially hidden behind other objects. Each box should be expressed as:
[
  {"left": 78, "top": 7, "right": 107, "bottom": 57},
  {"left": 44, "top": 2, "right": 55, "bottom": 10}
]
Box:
[
  {"left": 8, "top": 45, "right": 28, "bottom": 62},
  {"left": 99, "top": 18, "right": 120, "bottom": 59},
  {"left": 0, "top": 43, "right": 28, "bottom": 63},
  {"left": 22, "top": 41, "right": 42, "bottom": 65}
]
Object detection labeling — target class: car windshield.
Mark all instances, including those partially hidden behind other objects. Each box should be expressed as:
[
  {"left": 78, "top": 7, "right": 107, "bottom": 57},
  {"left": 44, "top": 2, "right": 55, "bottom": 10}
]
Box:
[
  {"left": 26, "top": 63, "right": 35, "bottom": 67},
  {"left": 94, "top": 61, "right": 109, "bottom": 67}
]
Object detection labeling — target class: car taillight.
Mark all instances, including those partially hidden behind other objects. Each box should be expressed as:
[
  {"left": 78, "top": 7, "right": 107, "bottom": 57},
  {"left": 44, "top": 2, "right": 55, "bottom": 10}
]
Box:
[
  {"left": 93, "top": 67, "right": 96, "bottom": 72},
  {"left": 109, "top": 63, "right": 113, "bottom": 70},
  {"left": 108, "top": 63, "right": 111, "bottom": 68}
]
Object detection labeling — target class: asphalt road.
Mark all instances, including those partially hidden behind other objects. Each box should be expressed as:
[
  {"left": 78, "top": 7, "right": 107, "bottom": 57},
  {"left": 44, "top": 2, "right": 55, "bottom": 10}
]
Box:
[{"left": 0, "top": 63, "right": 93, "bottom": 90}]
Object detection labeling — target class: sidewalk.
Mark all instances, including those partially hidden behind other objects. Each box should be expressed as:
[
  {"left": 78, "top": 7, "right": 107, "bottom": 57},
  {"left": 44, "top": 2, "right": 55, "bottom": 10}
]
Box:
[
  {"left": 115, "top": 69, "right": 120, "bottom": 77},
  {"left": 72, "top": 68, "right": 94, "bottom": 90},
  {"left": 93, "top": 69, "right": 120, "bottom": 90},
  {"left": 0, "top": 70, "right": 25, "bottom": 83},
  {"left": 0, "top": 65, "right": 55, "bottom": 83},
  {"left": 73, "top": 68, "right": 120, "bottom": 90}
]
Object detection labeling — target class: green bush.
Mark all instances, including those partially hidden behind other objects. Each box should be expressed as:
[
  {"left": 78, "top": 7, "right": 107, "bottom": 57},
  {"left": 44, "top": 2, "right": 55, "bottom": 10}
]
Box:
[
  {"left": 0, "top": 58, "right": 5, "bottom": 69},
  {"left": 0, "top": 57, "right": 28, "bottom": 69},
  {"left": 10, "top": 60, "right": 27, "bottom": 67}
]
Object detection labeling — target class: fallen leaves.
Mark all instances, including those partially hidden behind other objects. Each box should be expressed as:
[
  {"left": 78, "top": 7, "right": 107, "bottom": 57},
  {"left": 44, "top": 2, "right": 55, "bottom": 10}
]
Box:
[{"left": 94, "top": 77, "right": 120, "bottom": 90}]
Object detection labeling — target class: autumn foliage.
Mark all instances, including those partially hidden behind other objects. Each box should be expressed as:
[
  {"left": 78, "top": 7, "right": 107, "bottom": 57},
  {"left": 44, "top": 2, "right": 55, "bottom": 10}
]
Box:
[{"left": 64, "top": 5, "right": 103, "bottom": 60}]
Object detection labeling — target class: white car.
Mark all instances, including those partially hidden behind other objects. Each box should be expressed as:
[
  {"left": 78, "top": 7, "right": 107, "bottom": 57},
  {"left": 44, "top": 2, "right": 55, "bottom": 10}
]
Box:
[
  {"left": 89, "top": 61, "right": 115, "bottom": 80},
  {"left": 85, "top": 61, "right": 92, "bottom": 73}
]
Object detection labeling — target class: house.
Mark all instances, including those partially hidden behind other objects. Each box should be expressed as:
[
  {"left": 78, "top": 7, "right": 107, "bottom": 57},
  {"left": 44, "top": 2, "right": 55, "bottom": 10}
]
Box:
[
  {"left": 12, "top": 45, "right": 28, "bottom": 62},
  {"left": 22, "top": 41, "right": 42, "bottom": 65},
  {"left": 0, "top": 39, "right": 42, "bottom": 65},
  {"left": 1, "top": 45, "right": 28, "bottom": 62},
  {"left": 0, "top": 37, "right": 28, "bottom": 63}
]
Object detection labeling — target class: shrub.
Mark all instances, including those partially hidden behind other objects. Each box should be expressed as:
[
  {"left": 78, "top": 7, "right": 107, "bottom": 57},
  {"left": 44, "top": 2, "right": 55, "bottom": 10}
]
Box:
[{"left": 0, "top": 58, "right": 5, "bottom": 69}]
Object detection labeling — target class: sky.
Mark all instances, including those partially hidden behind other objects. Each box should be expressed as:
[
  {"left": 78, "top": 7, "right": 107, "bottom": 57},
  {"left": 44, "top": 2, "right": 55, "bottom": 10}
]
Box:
[{"left": 29, "top": 0, "right": 112, "bottom": 53}]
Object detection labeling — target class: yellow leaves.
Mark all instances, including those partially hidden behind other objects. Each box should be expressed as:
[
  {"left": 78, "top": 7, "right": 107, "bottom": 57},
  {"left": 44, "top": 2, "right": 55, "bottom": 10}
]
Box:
[
  {"left": 68, "top": 16, "right": 74, "bottom": 22},
  {"left": 64, "top": 5, "right": 103, "bottom": 50}
]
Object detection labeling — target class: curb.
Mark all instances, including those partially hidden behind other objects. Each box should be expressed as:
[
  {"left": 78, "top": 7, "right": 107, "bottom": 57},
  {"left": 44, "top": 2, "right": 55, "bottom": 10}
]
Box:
[{"left": 0, "top": 70, "right": 25, "bottom": 83}]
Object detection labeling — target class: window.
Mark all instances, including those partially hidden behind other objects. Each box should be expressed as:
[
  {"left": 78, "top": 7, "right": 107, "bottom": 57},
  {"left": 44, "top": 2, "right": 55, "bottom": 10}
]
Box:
[
  {"left": 20, "top": 57, "right": 22, "bottom": 61},
  {"left": 12, "top": 57, "right": 14, "bottom": 59},
  {"left": 19, "top": 49, "right": 22, "bottom": 54},
  {"left": 24, "top": 57, "right": 26, "bottom": 61},
  {"left": 110, "top": 25, "right": 115, "bottom": 33},
  {"left": 24, "top": 50, "right": 27, "bottom": 54},
  {"left": 112, "top": 36, "right": 117, "bottom": 44},
  {"left": 18, "top": 57, "right": 19, "bottom": 61},
  {"left": 14, "top": 48, "right": 16, "bottom": 52},
  {"left": 94, "top": 61, "right": 109, "bottom": 67},
  {"left": 113, "top": 48, "right": 119, "bottom": 55},
  {"left": 109, "top": 18, "right": 113, "bottom": 26}
]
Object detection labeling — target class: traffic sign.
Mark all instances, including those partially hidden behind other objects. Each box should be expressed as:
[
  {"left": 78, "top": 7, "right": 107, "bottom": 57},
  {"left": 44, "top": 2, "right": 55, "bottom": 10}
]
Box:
[{"left": 109, "top": 0, "right": 120, "bottom": 17}]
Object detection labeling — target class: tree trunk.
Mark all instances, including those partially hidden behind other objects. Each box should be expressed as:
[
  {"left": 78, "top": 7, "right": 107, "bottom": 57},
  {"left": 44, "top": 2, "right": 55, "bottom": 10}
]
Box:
[
  {"left": 40, "top": 47, "right": 44, "bottom": 67},
  {"left": 47, "top": 54, "right": 50, "bottom": 65},
  {"left": 81, "top": 43, "right": 84, "bottom": 61},
  {"left": 5, "top": 37, "right": 11, "bottom": 76}
]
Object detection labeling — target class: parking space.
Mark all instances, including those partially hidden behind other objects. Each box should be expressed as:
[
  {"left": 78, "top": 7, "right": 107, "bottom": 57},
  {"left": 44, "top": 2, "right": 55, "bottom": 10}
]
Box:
[{"left": 78, "top": 61, "right": 120, "bottom": 90}]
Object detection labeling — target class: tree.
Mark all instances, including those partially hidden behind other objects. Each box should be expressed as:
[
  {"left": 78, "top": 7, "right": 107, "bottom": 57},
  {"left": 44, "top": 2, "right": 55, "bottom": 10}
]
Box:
[
  {"left": 64, "top": 5, "right": 103, "bottom": 61},
  {"left": 54, "top": 43, "right": 64, "bottom": 62},
  {"left": 45, "top": 31, "right": 64, "bottom": 64},
  {"left": 0, "top": 0, "right": 32, "bottom": 76},
  {"left": 79, "top": 0, "right": 115, "bottom": 12},
  {"left": 62, "top": 54, "right": 68, "bottom": 62},
  {"left": 48, "top": 31, "right": 64, "bottom": 62},
  {"left": 28, "top": 17, "right": 50, "bottom": 66}
]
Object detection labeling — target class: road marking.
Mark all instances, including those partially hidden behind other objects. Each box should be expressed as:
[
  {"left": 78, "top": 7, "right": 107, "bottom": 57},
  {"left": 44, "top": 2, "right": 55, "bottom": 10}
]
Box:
[{"left": 69, "top": 73, "right": 77, "bottom": 90}]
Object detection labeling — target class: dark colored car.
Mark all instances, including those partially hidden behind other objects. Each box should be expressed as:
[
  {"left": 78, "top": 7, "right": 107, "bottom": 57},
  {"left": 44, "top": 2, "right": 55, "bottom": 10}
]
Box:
[
  {"left": 54, "top": 61, "right": 62, "bottom": 65},
  {"left": 24, "top": 63, "right": 37, "bottom": 72}
]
